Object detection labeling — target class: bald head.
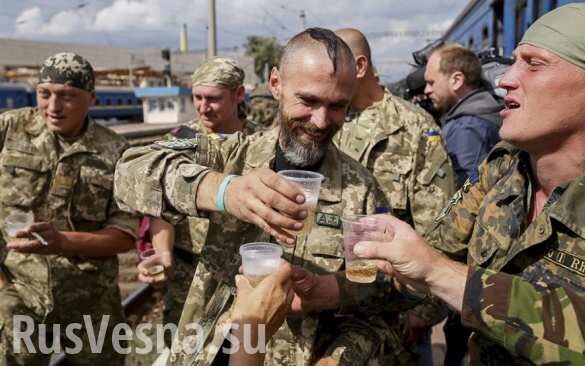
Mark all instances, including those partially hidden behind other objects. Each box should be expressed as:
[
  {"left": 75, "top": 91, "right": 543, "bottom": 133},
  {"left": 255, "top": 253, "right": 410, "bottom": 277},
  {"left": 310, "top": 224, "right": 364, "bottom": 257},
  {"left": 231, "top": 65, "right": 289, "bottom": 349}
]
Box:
[
  {"left": 279, "top": 27, "right": 355, "bottom": 77},
  {"left": 335, "top": 28, "right": 372, "bottom": 66}
]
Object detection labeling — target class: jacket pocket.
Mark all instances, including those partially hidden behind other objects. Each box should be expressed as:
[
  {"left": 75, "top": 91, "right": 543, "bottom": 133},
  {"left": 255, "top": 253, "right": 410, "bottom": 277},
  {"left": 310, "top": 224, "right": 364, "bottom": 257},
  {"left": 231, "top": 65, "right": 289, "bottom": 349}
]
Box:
[
  {"left": 373, "top": 153, "right": 412, "bottom": 210},
  {"left": 72, "top": 166, "right": 113, "bottom": 222},
  {"left": 0, "top": 152, "right": 49, "bottom": 208}
]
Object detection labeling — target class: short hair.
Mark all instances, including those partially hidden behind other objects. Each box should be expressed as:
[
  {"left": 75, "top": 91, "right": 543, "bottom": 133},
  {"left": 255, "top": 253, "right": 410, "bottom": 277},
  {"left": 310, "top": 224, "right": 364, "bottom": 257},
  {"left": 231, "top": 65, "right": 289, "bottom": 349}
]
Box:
[
  {"left": 432, "top": 44, "right": 482, "bottom": 87},
  {"left": 280, "top": 27, "right": 355, "bottom": 74}
]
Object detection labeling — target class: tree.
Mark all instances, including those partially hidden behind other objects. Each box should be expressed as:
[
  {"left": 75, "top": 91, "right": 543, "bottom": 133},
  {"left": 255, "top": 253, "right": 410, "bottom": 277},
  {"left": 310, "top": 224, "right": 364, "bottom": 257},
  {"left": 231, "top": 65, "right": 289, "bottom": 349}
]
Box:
[{"left": 244, "top": 36, "right": 283, "bottom": 82}]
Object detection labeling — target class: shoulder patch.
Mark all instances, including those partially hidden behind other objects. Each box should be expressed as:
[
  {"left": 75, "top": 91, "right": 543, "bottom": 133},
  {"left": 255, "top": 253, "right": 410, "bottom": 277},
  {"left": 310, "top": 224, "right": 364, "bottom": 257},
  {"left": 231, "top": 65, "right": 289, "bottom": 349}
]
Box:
[
  {"left": 154, "top": 137, "right": 199, "bottom": 150},
  {"left": 425, "top": 128, "right": 442, "bottom": 143}
]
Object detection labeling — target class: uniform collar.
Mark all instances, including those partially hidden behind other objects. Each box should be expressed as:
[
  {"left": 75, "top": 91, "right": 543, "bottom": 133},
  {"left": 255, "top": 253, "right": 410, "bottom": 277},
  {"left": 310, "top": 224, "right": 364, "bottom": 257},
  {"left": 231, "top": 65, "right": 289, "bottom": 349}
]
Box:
[{"left": 245, "top": 127, "right": 342, "bottom": 203}]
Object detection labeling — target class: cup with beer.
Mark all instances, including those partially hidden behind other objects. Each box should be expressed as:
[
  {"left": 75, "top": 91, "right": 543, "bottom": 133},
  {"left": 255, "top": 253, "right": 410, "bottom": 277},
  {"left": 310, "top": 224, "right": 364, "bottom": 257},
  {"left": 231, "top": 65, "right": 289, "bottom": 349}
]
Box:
[
  {"left": 342, "top": 215, "right": 380, "bottom": 283},
  {"left": 277, "top": 170, "right": 324, "bottom": 237},
  {"left": 139, "top": 249, "right": 167, "bottom": 283},
  {"left": 240, "top": 242, "right": 283, "bottom": 286}
]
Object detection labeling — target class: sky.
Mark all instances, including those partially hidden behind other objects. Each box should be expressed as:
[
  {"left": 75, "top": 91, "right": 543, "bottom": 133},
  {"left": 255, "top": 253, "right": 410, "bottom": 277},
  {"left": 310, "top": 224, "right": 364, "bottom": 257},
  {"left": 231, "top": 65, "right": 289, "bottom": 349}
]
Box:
[{"left": 0, "top": 0, "right": 468, "bottom": 81}]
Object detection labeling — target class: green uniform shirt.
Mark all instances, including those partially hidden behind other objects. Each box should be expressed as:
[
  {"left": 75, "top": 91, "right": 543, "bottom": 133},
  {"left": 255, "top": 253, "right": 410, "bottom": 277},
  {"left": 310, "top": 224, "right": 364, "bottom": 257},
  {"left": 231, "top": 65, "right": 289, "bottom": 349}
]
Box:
[{"left": 428, "top": 142, "right": 585, "bottom": 365}]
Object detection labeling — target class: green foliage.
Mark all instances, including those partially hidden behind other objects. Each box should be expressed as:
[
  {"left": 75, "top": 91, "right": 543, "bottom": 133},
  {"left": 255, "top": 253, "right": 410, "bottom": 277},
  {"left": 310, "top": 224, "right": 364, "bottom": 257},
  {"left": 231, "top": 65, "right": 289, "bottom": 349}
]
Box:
[{"left": 244, "top": 36, "right": 283, "bottom": 82}]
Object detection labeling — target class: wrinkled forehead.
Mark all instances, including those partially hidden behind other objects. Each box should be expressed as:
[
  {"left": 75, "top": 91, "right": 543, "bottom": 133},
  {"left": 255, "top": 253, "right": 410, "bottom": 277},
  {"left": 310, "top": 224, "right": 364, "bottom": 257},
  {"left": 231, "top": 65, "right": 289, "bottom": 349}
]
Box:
[{"left": 36, "top": 82, "right": 89, "bottom": 95}]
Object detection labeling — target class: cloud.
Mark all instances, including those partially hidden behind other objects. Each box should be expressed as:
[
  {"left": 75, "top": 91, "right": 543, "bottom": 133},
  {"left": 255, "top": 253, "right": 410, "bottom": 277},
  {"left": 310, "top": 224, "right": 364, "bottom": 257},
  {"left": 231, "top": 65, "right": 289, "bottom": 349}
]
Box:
[
  {"left": 93, "top": 0, "right": 164, "bottom": 31},
  {"left": 8, "top": 0, "right": 468, "bottom": 80},
  {"left": 15, "top": 6, "right": 85, "bottom": 36}
]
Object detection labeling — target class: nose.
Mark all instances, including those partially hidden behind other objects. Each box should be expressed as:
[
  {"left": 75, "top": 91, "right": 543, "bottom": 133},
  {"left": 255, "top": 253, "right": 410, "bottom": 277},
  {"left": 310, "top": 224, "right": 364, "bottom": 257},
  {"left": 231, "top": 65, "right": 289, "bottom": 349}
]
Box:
[
  {"left": 498, "top": 64, "right": 519, "bottom": 92},
  {"left": 311, "top": 107, "right": 329, "bottom": 130},
  {"left": 48, "top": 95, "right": 62, "bottom": 114},
  {"left": 424, "top": 83, "right": 431, "bottom": 96},
  {"left": 198, "top": 98, "right": 210, "bottom": 113}
]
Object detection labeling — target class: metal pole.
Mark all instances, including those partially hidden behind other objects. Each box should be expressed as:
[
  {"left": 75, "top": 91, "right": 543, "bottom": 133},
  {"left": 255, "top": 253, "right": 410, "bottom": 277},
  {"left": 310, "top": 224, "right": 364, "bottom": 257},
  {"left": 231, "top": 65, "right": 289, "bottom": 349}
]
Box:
[
  {"left": 299, "top": 10, "right": 306, "bottom": 30},
  {"left": 208, "top": 0, "right": 217, "bottom": 58},
  {"left": 128, "top": 53, "right": 134, "bottom": 87}
]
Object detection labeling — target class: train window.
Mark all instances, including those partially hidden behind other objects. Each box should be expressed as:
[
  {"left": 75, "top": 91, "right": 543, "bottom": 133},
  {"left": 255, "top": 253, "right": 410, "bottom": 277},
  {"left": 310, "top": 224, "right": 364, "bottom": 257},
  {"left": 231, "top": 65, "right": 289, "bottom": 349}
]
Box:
[
  {"left": 127, "top": 98, "right": 133, "bottom": 105},
  {"left": 105, "top": 98, "right": 112, "bottom": 105},
  {"left": 6, "top": 98, "right": 14, "bottom": 109},
  {"left": 167, "top": 100, "right": 175, "bottom": 110},
  {"left": 117, "top": 98, "right": 123, "bottom": 105},
  {"left": 95, "top": 98, "right": 101, "bottom": 106},
  {"left": 159, "top": 99, "right": 166, "bottom": 111}
]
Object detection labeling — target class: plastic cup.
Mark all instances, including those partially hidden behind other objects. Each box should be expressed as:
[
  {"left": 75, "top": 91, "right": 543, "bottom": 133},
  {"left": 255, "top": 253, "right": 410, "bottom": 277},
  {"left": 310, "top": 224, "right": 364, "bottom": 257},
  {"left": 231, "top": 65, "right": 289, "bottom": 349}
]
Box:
[
  {"left": 239, "top": 242, "right": 283, "bottom": 286},
  {"left": 342, "top": 215, "right": 380, "bottom": 283},
  {"left": 4, "top": 210, "right": 34, "bottom": 240},
  {"left": 277, "top": 170, "right": 324, "bottom": 236},
  {"left": 140, "top": 249, "right": 166, "bottom": 282}
]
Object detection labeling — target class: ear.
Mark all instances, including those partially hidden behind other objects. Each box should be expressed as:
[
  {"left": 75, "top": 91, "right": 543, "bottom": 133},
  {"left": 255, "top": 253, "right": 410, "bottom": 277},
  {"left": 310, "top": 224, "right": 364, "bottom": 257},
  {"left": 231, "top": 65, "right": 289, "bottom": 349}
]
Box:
[
  {"left": 449, "top": 71, "right": 465, "bottom": 92},
  {"left": 234, "top": 85, "right": 245, "bottom": 103},
  {"left": 268, "top": 66, "right": 281, "bottom": 100},
  {"left": 89, "top": 91, "right": 97, "bottom": 106},
  {"left": 355, "top": 55, "right": 368, "bottom": 79}
]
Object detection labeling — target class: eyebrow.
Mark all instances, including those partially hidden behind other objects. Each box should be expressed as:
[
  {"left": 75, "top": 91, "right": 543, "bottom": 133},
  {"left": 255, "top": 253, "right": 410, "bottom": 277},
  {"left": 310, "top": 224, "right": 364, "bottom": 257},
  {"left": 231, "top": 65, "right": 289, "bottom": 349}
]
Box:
[{"left": 295, "top": 92, "right": 349, "bottom": 106}]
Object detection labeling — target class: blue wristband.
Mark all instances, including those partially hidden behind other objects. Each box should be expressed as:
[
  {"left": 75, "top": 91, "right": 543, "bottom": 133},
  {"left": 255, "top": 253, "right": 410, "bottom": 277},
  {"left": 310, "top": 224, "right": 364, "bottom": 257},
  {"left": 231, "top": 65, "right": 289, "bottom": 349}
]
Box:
[{"left": 216, "top": 175, "right": 238, "bottom": 212}]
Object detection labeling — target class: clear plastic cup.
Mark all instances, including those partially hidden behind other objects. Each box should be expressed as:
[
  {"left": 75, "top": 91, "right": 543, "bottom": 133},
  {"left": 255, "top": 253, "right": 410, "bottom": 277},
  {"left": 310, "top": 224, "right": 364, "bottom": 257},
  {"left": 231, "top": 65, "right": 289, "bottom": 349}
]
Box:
[
  {"left": 277, "top": 170, "right": 324, "bottom": 236},
  {"left": 140, "top": 249, "right": 166, "bottom": 282},
  {"left": 342, "top": 215, "right": 380, "bottom": 283},
  {"left": 239, "top": 242, "right": 283, "bottom": 286},
  {"left": 4, "top": 210, "right": 34, "bottom": 240}
]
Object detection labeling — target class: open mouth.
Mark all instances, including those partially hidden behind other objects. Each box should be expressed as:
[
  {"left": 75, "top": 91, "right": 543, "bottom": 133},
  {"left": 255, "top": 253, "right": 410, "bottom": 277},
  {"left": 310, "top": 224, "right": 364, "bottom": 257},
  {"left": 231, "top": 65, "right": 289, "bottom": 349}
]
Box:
[{"left": 504, "top": 97, "right": 520, "bottom": 110}]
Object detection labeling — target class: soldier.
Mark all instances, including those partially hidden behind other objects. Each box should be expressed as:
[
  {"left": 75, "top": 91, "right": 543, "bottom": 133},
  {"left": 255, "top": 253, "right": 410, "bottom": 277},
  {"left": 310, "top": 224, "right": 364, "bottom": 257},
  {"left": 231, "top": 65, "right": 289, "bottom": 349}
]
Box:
[
  {"left": 333, "top": 28, "right": 454, "bottom": 364},
  {"left": 115, "top": 28, "right": 408, "bottom": 365},
  {"left": 136, "top": 57, "right": 260, "bottom": 348},
  {"left": 248, "top": 83, "right": 278, "bottom": 129},
  {"left": 0, "top": 53, "right": 138, "bottom": 365},
  {"left": 337, "top": 4, "right": 585, "bottom": 364}
]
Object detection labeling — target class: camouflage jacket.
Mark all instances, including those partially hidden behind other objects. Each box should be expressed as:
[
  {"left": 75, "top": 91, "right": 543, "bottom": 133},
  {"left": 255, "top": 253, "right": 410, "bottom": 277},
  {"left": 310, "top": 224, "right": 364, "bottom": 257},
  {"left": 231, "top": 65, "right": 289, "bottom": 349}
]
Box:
[
  {"left": 427, "top": 142, "right": 585, "bottom": 365},
  {"left": 115, "top": 127, "right": 418, "bottom": 365},
  {"left": 0, "top": 107, "right": 138, "bottom": 313},
  {"left": 164, "top": 118, "right": 261, "bottom": 255},
  {"left": 334, "top": 89, "right": 455, "bottom": 235}
]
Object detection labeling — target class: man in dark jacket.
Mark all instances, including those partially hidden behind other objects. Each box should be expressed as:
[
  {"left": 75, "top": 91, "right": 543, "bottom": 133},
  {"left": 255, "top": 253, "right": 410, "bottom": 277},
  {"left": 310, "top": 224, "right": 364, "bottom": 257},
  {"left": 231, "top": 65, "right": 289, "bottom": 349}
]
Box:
[{"left": 425, "top": 44, "right": 501, "bottom": 187}]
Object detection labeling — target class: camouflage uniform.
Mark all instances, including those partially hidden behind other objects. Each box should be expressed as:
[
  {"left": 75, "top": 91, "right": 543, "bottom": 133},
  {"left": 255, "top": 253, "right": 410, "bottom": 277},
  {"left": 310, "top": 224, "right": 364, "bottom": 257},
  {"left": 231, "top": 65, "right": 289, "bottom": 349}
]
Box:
[
  {"left": 0, "top": 53, "right": 138, "bottom": 365},
  {"left": 0, "top": 108, "right": 137, "bottom": 366},
  {"left": 160, "top": 57, "right": 261, "bottom": 345},
  {"left": 249, "top": 84, "right": 278, "bottom": 129},
  {"left": 427, "top": 142, "right": 585, "bottom": 364},
  {"left": 334, "top": 88, "right": 455, "bottom": 235},
  {"left": 162, "top": 119, "right": 260, "bottom": 346},
  {"left": 334, "top": 89, "right": 454, "bottom": 357},
  {"left": 114, "top": 127, "right": 422, "bottom": 365}
]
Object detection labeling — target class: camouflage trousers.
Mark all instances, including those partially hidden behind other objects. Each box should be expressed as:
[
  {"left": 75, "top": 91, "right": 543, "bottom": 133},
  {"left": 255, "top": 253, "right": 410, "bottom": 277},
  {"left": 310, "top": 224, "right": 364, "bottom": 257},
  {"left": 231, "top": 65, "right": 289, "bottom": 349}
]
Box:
[
  {"left": 0, "top": 280, "right": 125, "bottom": 366},
  {"left": 162, "top": 248, "right": 198, "bottom": 348}
]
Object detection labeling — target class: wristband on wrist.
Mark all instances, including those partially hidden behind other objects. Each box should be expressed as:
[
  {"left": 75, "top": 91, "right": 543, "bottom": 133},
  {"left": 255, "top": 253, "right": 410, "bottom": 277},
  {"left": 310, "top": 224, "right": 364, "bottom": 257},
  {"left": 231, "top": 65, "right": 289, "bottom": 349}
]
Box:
[{"left": 216, "top": 174, "right": 238, "bottom": 212}]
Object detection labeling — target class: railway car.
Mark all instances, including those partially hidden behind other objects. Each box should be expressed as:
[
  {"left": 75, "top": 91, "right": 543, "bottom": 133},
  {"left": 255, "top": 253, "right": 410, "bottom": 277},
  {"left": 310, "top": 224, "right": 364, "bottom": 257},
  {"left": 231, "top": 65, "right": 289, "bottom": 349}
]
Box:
[{"left": 443, "top": 0, "right": 585, "bottom": 57}]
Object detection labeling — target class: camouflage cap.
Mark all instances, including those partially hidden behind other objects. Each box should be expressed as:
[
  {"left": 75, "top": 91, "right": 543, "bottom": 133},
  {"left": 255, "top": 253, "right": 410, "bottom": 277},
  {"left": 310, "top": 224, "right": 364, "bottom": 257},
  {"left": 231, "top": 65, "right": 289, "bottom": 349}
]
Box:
[
  {"left": 191, "top": 57, "right": 244, "bottom": 88},
  {"left": 39, "top": 52, "right": 95, "bottom": 92}
]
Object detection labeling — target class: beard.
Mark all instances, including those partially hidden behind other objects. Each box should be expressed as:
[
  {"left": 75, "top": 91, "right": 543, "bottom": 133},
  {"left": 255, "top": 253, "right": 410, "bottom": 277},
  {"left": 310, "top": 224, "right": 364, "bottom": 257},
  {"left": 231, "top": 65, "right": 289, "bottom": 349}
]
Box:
[{"left": 278, "top": 107, "right": 339, "bottom": 167}]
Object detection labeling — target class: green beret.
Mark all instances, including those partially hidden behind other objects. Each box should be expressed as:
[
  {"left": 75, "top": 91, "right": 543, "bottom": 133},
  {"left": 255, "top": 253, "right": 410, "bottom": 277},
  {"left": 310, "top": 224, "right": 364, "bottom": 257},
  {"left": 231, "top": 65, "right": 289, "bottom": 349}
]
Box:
[
  {"left": 520, "top": 4, "right": 585, "bottom": 70},
  {"left": 191, "top": 57, "right": 244, "bottom": 88},
  {"left": 39, "top": 52, "right": 95, "bottom": 92}
]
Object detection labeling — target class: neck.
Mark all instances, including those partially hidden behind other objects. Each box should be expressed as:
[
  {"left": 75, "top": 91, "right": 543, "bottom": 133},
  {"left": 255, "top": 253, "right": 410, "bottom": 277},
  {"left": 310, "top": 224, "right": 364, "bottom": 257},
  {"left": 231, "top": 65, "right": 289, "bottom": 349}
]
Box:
[
  {"left": 454, "top": 85, "right": 477, "bottom": 103},
  {"left": 207, "top": 116, "right": 244, "bottom": 135},
  {"left": 528, "top": 134, "right": 585, "bottom": 218},
  {"left": 351, "top": 75, "right": 384, "bottom": 110}
]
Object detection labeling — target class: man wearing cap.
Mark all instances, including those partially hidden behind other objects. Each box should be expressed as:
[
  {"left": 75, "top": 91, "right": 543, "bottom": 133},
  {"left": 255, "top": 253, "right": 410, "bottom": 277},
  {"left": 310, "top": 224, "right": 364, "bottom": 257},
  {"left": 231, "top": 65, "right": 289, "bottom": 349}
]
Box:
[
  {"left": 0, "top": 53, "right": 138, "bottom": 365},
  {"left": 115, "top": 28, "right": 405, "bottom": 365},
  {"left": 348, "top": 3, "right": 585, "bottom": 364},
  {"left": 139, "top": 57, "right": 263, "bottom": 348}
]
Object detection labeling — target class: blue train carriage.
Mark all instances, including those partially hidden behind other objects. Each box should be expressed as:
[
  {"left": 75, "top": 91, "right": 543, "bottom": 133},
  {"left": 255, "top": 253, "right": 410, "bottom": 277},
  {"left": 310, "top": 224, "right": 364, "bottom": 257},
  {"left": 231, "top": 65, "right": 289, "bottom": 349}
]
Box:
[
  {"left": 442, "top": 0, "right": 585, "bottom": 57},
  {"left": 0, "top": 83, "right": 34, "bottom": 114},
  {"left": 91, "top": 86, "right": 143, "bottom": 122}
]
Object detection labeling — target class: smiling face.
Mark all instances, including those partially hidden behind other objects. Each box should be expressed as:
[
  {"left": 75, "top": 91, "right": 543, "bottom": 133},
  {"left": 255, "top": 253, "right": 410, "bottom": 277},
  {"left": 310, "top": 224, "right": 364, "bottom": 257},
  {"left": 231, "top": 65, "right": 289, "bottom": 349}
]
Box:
[
  {"left": 270, "top": 46, "right": 356, "bottom": 166},
  {"left": 498, "top": 43, "right": 585, "bottom": 151},
  {"left": 36, "top": 83, "right": 95, "bottom": 138},
  {"left": 192, "top": 84, "right": 244, "bottom": 133}
]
